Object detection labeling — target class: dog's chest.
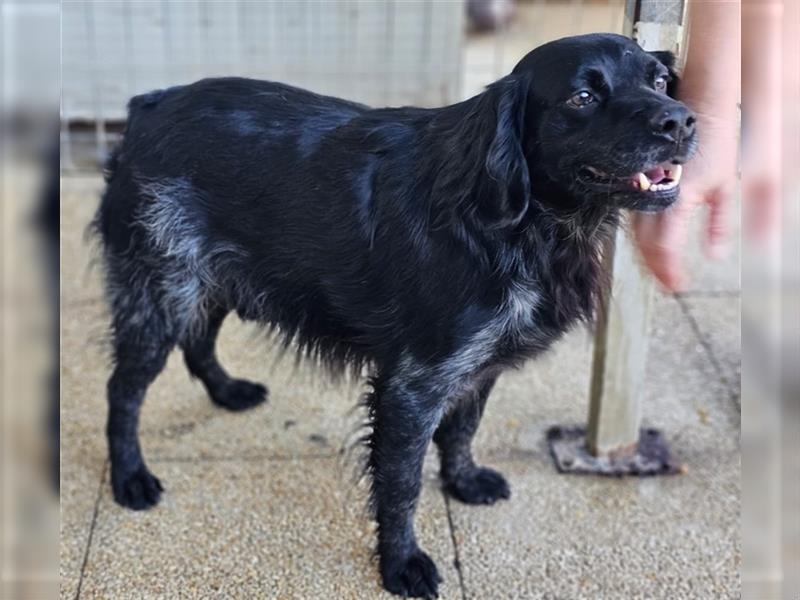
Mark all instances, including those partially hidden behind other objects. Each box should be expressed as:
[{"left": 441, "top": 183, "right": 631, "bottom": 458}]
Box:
[
  {"left": 496, "top": 293, "right": 562, "bottom": 361},
  {"left": 467, "top": 281, "right": 556, "bottom": 369},
  {"left": 433, "top": 228, "right": 608, "bottom": 394},
  {"left": 477, "top": 252, "right": 602, "bottom": 364}
]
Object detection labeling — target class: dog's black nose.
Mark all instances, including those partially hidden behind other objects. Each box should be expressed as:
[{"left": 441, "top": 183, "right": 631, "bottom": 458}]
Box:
[{"left": 650, "top": 105, "right": 696, "bottom": 142}]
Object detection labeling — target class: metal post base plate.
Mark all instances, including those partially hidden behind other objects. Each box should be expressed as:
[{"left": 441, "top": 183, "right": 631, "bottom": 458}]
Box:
[{"left": 546, "top": 426, "right": 685, "bottom": 476}]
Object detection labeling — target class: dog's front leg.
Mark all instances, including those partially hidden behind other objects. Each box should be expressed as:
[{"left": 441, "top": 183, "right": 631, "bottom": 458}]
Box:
[
  {"left": 369, "top": 371, "right": 444, "bottom": 599},
  {"left": 434, "top": 375, "right": 510, "bottom": 505}
]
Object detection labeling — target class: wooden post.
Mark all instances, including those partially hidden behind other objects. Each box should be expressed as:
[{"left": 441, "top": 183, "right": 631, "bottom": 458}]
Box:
[
  {"left": 586, "top": 222, "right": 654, "bottom": 456},
  {"left": 585, "top": 0, "right": 685, "bottom": 457}
]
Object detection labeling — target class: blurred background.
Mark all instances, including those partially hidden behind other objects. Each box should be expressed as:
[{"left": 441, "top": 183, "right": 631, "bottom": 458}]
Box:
[
  {"left": 0, "top": 0, "right": 797, "bottom": 599},
  {"left": 60, "top": 0, "right": 628, "bottom": 171}
]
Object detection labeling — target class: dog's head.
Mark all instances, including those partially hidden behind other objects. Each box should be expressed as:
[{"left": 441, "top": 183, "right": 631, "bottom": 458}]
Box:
[{"left": 478, "top": 33, "right": 698, "bottom": 222}]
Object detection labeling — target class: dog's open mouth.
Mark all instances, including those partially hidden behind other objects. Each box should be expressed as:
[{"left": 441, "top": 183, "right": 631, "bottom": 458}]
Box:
[{"left": 581, "top": 161, "right": 683, "bottom": 193}]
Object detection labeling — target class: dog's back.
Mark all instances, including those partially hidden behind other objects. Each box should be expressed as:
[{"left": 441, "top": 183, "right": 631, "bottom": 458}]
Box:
[
  {"left": 95, "top": 77, "right": 425, "bottom": 366},
  {"left": 98, "top": 77, "right": 367, "bottom": 250}
]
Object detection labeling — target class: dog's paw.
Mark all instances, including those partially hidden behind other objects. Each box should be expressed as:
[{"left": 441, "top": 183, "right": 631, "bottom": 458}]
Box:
[
  {"left": 381, "top": 549, "right": 442, "bottom": 599},
  {"left": 444, "top": 466, "right": 510, "bottom": 505},
  {"left": 112, "top": 465, "right": 163, "bottom": 510},
  {"left": 211, "top": 379, "right": 268, "bottom": 412}
]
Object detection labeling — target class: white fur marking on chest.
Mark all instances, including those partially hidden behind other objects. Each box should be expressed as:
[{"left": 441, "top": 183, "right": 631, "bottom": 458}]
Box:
[{"left": 394, "top": 280, "right": 540, "bottom": 402}]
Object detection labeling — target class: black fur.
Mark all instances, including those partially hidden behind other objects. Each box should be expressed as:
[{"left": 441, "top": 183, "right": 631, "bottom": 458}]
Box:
[{"left": 94, "top": 34, "right": 696, "bottom": 598}]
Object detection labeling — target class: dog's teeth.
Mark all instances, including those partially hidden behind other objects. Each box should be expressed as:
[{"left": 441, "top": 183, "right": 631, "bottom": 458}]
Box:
[
  {"left": 637, "top": 172, "right": 651, "bottom": 191},
  {"left": 671, "top": 164, "right": 682, "bottom": 183},
  {"left": 648, "top": 180, "right": 678, "bottom": 192}
]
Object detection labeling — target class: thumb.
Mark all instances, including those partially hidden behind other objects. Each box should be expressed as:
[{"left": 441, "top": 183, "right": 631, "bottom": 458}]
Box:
[{"left": 632, "top": 202, "right": 692, "bottom": 292}]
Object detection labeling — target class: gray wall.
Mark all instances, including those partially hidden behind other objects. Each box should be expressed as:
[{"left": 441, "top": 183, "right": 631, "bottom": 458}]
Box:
[{"left": 62, "top": 0, "right": 465, "bottom": 122}]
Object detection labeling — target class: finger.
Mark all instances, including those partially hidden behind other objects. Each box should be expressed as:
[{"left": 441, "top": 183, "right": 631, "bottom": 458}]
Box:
[{"left": 704, "top": 186, "right": 733, "bottom": 259}]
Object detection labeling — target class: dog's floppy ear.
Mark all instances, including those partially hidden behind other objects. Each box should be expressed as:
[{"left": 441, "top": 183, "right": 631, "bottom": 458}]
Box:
[
  {"left": 649, "top": 50, "right": 680, "bottom": 98},
  {"left": 474, "top": 74, "right": 531, "bottom": 229}
]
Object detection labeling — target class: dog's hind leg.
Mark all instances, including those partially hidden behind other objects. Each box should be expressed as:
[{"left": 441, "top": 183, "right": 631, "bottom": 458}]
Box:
[
  {"left": 106, "top": 288, "right": 175, "bottom": 510},
  {"left": 181, "top": 304, "right": 268, "bottom": 411},
  {"left": 433, "top": 376, "right": 510, "bottom": 505}
]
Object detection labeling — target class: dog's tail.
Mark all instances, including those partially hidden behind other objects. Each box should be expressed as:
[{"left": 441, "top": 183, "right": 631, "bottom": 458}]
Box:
[
  {"left": 103, "top": 88, "right": 172, "bottom": 184},
  {"left": 102, "top": 146, "right": 121, "bottom": 184},
  {"left": 94, "top": 86, "right": 176, "bottom": 259}
]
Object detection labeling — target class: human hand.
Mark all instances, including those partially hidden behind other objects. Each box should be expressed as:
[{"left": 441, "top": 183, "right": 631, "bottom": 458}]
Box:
[
  {"left": 632, "top": 110, "right": 739, "bottom": 291},
  {"left": 632, "top": 0, "right": 741, "bottom": 292}
]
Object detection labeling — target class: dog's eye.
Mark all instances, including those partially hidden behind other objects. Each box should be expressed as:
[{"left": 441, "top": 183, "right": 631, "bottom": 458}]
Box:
[
  {"left": 654, "top": 76, "right": 669, "bottom": 93},
  {"left": 567, "top": 90, "right": 595, "bottom": 108}
]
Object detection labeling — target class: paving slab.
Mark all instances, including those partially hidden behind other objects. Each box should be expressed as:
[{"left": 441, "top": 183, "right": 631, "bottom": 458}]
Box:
[
  {"left": 448, "top": 458, "right": 739, "bottom": 600},
  {"left": 449, "top": 293, "right": 740, "bottom": 600},
  {"left": 645, "top": 294, "right": 739, "bottom": 432},
  {"left": 60, "top": 434, "right": 107, "bottom": 600},
  {"left": 678, "top": 296, "right": 741, "bottom": 395},
  {"left": 681, "top": 198, "right": 741, "bottom": 294},
  {"left": 77, "top": 458, "right": 459, "bottom": 599}
]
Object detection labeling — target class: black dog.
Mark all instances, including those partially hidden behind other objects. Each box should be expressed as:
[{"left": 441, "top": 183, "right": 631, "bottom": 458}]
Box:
[{"left": 94, "top": 33, "right": 696, "bottom": 598}]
